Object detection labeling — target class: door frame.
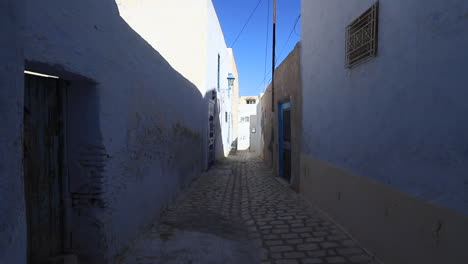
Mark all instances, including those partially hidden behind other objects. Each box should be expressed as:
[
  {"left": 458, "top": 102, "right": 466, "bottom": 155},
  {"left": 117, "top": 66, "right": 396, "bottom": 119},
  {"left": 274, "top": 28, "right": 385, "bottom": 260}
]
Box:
[{"left": 278, "top": 100, "right": 291, "bottom": 180}]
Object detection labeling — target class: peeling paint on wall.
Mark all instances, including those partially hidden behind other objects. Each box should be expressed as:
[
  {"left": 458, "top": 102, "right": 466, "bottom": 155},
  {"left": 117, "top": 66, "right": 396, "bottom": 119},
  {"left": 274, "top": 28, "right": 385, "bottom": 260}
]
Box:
[{"left": 72, "top": 144, "right": 110, "bottom": 209}]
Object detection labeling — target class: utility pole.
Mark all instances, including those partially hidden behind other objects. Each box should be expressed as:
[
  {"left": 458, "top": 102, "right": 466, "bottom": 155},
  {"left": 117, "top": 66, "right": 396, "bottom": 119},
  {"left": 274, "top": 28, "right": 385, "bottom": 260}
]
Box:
[{"left": 271, "top": 0, "right": 277, "bottom": 112}]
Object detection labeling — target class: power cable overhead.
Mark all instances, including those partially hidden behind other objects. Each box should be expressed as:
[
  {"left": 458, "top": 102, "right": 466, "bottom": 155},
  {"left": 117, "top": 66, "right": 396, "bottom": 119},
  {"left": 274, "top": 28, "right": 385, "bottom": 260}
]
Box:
[
  {"left": 276, "top": 14, "right": 301, "bottom": 64},
  {"left": 230, "top": 0, "right": 263, "bottom": 48},
  {"left": 263, "top": 0, "right": 271, "bottom": 89},
  {"left": 257, "top": 13, "right": 301, "bottom": 93}
]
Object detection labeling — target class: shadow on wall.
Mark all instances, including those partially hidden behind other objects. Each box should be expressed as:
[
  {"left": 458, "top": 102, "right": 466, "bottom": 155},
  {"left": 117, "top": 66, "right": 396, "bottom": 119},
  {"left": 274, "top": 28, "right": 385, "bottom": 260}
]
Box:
[
  {"left": 229, "top": 138, "right": 238, "bottom": 156},
  {"left": 205, "top": 88, "right": 232, "bottom": 160},
  {"left": 65, "top": 79, "right": 106, "bottom": 261},
  {"left": 231, "top": 138, "right": 238, "bottom": 150},
  {"left": 204, "top": 87, "right": 231, "bottom": 161},
  {"left": 23, "top": 61, "right": 105, "bottom": 261},
  {"left": 22, "top": 0, "right": 215, "bottom": 263},
  {"left": 213, "top": 92, "right": 226, "bottom": 160}
]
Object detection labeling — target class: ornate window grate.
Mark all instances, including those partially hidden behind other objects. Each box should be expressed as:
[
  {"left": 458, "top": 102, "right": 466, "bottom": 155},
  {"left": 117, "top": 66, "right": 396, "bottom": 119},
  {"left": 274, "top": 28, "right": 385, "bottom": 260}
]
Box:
[{"left": 346, "top": 2, "right": 379, "bottom": 68}]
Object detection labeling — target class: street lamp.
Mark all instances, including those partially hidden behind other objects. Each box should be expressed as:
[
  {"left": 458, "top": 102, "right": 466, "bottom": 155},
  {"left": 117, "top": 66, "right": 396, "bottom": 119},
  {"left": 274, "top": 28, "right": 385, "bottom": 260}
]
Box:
[{"left": 227, "top": 73, "right": 235, "bottom": 89}]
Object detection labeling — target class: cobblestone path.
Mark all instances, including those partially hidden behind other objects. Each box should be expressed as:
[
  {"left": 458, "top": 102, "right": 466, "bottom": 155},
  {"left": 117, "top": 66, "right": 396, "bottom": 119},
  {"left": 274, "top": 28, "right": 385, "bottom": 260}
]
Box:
[{"left": 119, "top": 151, "right": 379, "bottom": 264}]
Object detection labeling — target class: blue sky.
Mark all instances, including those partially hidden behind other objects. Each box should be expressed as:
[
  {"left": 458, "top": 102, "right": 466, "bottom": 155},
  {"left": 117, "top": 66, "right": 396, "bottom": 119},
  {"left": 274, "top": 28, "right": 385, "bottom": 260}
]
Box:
[{"left": 212, "top": 0, "right": 301, "bottom": 96}]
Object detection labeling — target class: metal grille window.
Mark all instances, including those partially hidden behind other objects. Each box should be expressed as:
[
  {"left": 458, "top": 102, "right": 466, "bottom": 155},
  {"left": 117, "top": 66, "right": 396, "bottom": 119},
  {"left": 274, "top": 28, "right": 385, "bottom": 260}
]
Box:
[{"left": 346, "top": 2, "right": 379, "bottom": 68}]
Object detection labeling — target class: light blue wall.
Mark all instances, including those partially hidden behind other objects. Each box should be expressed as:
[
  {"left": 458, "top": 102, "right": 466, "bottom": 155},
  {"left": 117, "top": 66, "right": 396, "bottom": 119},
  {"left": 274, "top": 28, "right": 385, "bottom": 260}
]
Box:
[
  {"left": 0, "top": 1, "right": 27, "bottom": 263},
  {"left": 301, "top": 0, "right": 468, "bottom": 215}
]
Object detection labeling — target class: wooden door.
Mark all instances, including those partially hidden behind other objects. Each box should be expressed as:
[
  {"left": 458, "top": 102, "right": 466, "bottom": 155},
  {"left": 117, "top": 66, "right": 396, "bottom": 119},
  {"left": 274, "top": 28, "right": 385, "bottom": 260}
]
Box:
[{"left": 24, "top": 73, "right": 64, "bottom": 263}]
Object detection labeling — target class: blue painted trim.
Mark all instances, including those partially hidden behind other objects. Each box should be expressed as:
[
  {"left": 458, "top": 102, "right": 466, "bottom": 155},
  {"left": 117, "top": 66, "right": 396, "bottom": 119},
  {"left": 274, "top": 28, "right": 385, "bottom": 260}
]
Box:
[{"left": 278, "top": 101, "right": 291, "bottom": 178}]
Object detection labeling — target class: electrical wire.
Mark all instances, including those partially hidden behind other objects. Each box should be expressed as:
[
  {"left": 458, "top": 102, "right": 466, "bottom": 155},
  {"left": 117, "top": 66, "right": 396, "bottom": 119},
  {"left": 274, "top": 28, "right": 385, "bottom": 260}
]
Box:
[
  {"left": 230, "top": 0, "right": 263, "bottom": 48},
  {"left": 276, "top": 14, "right": 301, "bottom": 64},
  {"left": 263, "top": 0, "right": 271, "bottom": 89},
  {"left": 256, "top": 13, "right": 301, "bottom": 93}
]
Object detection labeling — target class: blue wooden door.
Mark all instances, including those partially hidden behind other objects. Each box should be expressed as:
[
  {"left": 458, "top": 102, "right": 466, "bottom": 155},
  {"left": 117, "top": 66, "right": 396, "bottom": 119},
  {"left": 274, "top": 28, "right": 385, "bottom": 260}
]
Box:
[{"left": 278, "top": 101, "right": 291, "bottom": 181}]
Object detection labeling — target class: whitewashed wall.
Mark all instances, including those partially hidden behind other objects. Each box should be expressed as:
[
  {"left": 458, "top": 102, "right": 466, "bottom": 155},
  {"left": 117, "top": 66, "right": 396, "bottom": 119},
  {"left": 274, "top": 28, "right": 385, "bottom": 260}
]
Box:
[
  {"left": 117, "top": 0, "right": 208, "bottom": 95},
  {"left": 1, "top": 1, "right": 236, "bottom": 263},
  {"left": 301, "top": 0, "right": 468, "bottom": 216},
  {"left": 206, "top": 0, "right": 235, "bottom": 158},
  {"left": 22, "top": 0, "right": 207, "bottom": 263},
  {"left": 119, "top": 0, "right": 235, "bottom": 159},
  {"left": 238, "top": 103, "right": 257, "bottom": 151}
]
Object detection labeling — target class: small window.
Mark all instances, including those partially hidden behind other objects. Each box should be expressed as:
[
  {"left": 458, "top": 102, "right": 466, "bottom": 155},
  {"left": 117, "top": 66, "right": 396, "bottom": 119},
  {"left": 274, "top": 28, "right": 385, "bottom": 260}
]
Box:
[
  {"left": 346, "top": 2, "right": 379, "bottom": 68},
  {"left": 225, "top": 112, "right": 228, "bottom": 122},
  {"left": 246, "top": 99, "right": 256, "bottom": 104},
  {"left": 245, "top": 116, "right": 250, "bottom": 122}
]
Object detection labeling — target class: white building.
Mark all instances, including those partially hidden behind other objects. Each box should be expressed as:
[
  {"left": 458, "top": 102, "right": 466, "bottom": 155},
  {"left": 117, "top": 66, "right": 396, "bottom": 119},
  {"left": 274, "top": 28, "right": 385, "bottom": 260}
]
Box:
[
  {"left": 228, "top": 49, "right": 240, "bottom": 151},
  {"left": 117, "top": 0, "right": 237, "bottom": 160},
  {"left": 238, "top": 96, "right": 259, "bottom": 151}
]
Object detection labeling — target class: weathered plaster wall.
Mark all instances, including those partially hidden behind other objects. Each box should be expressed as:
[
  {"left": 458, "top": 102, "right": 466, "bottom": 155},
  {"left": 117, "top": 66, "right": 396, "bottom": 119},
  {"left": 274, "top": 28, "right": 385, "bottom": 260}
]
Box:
[
  {"left": 238, "top": 103, "right": 257, "bottom": 150},
  {"left": 228, "top": 48, "right": 240, "bottom": 146},
  {"left": 260, "top": 92, "right": 274, "bottom": 168},
  {"left": 206, "top": 0, "right": 234, "bottom": 158},
  {"left": 256, "top": 95, "right": 264, "bottom": 158},
  {"left": 117, "top": 0, "right": 208, "bottom": 94},
  {"left": 300, "top": 1, "right": 468, "bottom": 263},
  {"left": 250, "top": 97, "right": 263, "bottom": 154},
  {"left": 249, "top": 115, "right": 259, "bottom": 152},
  {"left": 0, "top": 1, "right": 27, "bottom": 263},
  {"left": 23, "top": 0, "right": 206, "bottom": 263},
  {"left": 301, "top": 154, "right": 468, "bottom": 264},
  {"left": 117, "top": 0, "right": 237, "bottom": 165},
  {"left": 301, "top": 0, "right": 468, "bottom": 215},
  {"left": 119, "top": 0, "right": 235, "bottom": 159},
  {"left": 260, "top": 44, "right": 302, "bottom": 190}
]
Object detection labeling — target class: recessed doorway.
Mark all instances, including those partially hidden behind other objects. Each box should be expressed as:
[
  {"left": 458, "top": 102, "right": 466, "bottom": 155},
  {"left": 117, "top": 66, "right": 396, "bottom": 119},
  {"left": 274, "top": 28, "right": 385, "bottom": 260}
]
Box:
[
  {"left": 23, "top": 71, "right": 66, "bottom": 263},
  {"left": 278, "top": 101, "right": 291, "bottom": 182}
]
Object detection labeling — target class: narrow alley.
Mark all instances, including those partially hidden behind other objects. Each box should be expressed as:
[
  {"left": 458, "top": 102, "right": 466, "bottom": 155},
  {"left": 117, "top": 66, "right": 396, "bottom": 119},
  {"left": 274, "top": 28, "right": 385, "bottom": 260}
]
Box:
[
  {"left": 119, "top": 152, "right": 377, "bottom": 264},
  {"left": 2, "top": 1, "right": 468, "bottom": 264}
]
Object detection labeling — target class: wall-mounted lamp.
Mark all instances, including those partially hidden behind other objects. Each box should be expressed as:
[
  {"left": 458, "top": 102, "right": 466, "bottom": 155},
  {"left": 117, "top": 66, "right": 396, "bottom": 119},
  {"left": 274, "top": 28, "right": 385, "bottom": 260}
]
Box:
[{"left": 227, "top": 73, "right": 235, "bottom": 88}]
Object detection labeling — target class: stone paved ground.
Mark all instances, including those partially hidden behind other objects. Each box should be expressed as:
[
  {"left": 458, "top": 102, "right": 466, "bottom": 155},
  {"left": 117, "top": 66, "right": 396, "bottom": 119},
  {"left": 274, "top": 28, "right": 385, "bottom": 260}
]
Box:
[{"left": 118, "top": 151, "right": 380, "bottom": 264}]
